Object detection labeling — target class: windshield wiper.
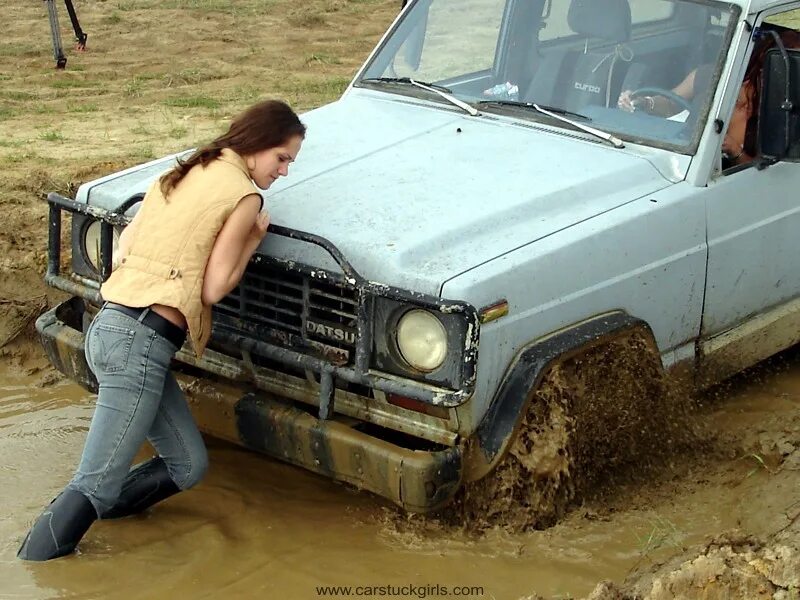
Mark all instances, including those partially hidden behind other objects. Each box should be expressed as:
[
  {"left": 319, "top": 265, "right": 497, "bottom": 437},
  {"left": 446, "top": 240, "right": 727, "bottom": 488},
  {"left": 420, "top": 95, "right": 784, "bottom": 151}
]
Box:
[
  {"left": 361, "top": 77, "right": 452, "bottom": 93},
  {"left": 478, "top": 99, "right": 589, "bottom": 120},
  {"left": 477, "top": 100, "right": 624, "bottom": 148},
  {"left": 360, "top": 77, "right": 478, "bottom": 116}
]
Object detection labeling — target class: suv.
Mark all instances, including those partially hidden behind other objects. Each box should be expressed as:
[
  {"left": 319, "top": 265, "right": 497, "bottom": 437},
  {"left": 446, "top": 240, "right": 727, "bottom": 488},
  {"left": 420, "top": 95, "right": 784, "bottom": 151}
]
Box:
[{"left": 38, "top": 0, "right": 800, "bottom": 518}]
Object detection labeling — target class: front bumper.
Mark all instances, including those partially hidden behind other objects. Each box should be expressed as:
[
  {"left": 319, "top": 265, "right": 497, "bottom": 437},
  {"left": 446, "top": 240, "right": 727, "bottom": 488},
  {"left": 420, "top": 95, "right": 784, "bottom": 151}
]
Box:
[{"left": 36, "top": 297, "right": 463, "bottom": 513}]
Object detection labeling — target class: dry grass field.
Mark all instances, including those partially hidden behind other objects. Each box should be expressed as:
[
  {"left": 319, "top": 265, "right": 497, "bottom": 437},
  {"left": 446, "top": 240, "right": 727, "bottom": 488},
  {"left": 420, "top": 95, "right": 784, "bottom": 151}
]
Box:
[{"left": 0, "top": 0, "right": 398, "bottom": 343}]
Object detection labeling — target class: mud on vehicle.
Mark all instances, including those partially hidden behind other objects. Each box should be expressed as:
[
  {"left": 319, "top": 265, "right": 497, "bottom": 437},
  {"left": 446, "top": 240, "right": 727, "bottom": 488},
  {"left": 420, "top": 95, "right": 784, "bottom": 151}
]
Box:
[{"left": 38, "top": 0, "right": 800, "bottom": 520}]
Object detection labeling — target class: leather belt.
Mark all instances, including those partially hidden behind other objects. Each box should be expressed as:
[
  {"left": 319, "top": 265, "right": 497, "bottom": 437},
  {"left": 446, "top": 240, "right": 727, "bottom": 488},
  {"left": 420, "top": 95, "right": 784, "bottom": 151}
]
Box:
[{"left": 103, "top": 302, "right": 187, "bottom": 349}]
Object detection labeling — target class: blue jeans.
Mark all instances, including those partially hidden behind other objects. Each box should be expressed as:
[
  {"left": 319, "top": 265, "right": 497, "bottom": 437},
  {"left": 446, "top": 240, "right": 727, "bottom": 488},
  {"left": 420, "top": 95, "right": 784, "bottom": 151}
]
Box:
[{"left": 68, "top": 306, "right": 208, "bottom": 516}]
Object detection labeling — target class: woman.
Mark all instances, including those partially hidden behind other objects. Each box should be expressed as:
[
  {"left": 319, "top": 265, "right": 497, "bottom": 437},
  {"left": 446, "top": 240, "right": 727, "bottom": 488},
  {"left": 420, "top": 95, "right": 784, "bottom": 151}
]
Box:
[{"left": 18, "top": 99, "right": 306, "bottom": 561}]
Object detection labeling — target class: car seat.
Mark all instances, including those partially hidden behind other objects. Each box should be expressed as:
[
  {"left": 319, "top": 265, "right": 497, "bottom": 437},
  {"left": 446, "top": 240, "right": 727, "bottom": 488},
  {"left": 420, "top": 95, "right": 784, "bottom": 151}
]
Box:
[{"left": 525, "top": 0, "right": 633, "bottom": 113}]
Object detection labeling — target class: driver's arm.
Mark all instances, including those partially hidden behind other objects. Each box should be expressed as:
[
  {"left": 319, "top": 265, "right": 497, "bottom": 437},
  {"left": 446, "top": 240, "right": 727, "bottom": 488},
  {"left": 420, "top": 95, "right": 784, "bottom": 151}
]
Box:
[
  {"left": 672, "top": 69, "right": 696, "bottom": 101},
  {"left": 618, "top": 68, "right": 696, "bottom": 115}
]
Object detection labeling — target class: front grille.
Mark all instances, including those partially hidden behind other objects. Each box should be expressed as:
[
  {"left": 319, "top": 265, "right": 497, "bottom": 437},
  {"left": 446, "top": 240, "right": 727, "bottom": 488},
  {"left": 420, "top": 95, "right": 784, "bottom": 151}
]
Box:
[{"left": 214, "top": 259, "right": 359, "bottom": 364}]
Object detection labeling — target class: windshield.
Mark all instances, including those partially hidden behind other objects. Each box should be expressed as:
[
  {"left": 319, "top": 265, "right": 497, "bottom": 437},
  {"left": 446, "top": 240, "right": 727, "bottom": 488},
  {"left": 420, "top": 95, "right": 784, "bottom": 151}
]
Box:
[{"left": 357, "top": 0, "right": 739, "bottom": 152}]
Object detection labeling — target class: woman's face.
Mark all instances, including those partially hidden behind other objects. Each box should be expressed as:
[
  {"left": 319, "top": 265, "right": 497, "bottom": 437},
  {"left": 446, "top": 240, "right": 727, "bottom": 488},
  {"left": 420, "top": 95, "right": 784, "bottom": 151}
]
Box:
[{"left": 246, "top": 134, "right": 303, "bottom": 190}]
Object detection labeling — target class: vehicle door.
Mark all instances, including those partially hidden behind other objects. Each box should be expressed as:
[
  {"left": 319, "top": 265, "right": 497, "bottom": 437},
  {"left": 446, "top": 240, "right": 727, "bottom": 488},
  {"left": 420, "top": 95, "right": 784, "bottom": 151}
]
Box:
[{"left": 701, "top": 7, "right": 800, "bottom": 354}]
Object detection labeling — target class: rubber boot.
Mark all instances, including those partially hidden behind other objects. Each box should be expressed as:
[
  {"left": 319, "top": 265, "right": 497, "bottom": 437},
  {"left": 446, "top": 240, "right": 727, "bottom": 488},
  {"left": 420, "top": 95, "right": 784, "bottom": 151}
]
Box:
[
  {"left": 102, "top": 457, "right": 180, "bottom": 519},
  {"left": 17, "top": 489, "right": 97, "bottom": 561}
]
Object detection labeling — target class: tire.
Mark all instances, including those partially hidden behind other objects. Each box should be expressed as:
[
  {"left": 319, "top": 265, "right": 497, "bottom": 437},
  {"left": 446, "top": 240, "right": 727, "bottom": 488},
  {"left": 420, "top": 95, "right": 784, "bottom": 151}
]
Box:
[{"left": 451, "top": 332, "right": 671, "bottom": 532}]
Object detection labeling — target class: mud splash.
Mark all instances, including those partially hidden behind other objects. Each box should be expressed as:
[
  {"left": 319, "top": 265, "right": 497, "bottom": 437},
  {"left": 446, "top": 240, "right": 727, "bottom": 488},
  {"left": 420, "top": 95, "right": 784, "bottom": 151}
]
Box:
[{"left": 449, "top": 334, "right": 697, "bottom": 533}]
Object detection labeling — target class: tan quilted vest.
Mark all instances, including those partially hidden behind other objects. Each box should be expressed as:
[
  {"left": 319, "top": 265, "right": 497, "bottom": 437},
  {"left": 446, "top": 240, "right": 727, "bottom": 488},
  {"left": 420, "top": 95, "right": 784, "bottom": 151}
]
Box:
[{"left": 101, "top": 149, "right": 260, "bottom": 357}]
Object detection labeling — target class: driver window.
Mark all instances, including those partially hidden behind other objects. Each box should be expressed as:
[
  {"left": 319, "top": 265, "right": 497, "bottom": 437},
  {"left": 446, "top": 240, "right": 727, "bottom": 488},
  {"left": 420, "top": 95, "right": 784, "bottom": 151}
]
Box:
[{"left": 721, "top": 8, "right": 800, "bottom": 173}]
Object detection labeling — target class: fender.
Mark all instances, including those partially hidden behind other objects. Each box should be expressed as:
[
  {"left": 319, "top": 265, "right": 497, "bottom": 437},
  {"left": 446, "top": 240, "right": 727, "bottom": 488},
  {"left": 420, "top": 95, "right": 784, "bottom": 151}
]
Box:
[{"left": 465, "top": 311, "right": 660, "bottom": 481}]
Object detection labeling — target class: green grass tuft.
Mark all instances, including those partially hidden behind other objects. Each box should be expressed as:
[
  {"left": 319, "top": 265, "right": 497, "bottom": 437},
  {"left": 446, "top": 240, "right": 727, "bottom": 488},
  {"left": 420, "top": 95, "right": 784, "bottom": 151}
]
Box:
[
  {"left": 163, "top": 96, "right": 221, "bottom": 109},
  {"left": 39, "top": 130, "right": 65, "bottom": 142}
]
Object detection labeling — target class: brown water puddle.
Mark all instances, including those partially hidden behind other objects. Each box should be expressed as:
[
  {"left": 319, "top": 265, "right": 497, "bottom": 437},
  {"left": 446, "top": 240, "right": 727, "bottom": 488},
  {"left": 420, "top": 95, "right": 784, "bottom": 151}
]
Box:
[{"left": 1, "top": 353, "right": 799, "bottom": 600}]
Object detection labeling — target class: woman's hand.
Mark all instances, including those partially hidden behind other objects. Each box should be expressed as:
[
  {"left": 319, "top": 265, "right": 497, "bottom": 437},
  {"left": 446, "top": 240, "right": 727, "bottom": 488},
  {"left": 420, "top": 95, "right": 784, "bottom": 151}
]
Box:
[
  {"left": 722, "top": 136, "right": 750, "bottom": 165},
  {"left": 617, "top": 90, "right": 635, "bottom": 112},
  {"left": 618, "top": 90, "right": 657, "bottom": 113},
  {"left": 721, "top": 135, "right": 741, "bottom": 158},
  {"left": 248, "top": 211, "right": 270, "bottom": 245}
]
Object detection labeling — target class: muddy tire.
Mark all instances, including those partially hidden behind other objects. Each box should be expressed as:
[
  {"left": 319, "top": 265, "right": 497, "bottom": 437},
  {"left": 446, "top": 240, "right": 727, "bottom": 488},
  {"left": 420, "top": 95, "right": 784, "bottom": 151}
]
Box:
[{"left": 452, "top": 332, "right": 672, "bottom": 532}]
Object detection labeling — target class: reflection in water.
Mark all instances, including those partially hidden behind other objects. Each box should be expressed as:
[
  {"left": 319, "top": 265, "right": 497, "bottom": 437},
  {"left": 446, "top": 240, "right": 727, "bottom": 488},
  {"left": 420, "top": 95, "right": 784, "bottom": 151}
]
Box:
[{"left": 1, "top": 349, "right": 799, "bottom": 599}]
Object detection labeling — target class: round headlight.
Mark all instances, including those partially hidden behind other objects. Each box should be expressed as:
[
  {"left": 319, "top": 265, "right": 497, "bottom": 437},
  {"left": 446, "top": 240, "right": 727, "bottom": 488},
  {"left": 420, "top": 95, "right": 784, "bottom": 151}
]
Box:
[
  {"left": 396, "top": 309, "right": 448, "bottom": 372},
  {"left": 84, "top": 220, "right": 121, "bottom": 273}
]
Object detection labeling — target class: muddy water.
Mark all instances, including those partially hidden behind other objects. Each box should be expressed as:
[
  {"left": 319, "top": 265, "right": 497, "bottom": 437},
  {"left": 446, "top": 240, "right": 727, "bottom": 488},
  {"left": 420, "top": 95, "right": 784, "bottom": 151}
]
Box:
[{"left": 1, "top": 353, "right": 799, "bottom": 600}]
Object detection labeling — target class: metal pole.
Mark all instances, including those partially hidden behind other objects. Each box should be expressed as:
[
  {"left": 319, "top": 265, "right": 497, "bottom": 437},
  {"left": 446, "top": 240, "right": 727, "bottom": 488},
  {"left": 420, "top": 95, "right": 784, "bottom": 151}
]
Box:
[
  {"left": 63, "top": 0, "right": 88, "bottom": 50},
  {"left": 44, "top": 0, "right": 67, "bottom": 69}
]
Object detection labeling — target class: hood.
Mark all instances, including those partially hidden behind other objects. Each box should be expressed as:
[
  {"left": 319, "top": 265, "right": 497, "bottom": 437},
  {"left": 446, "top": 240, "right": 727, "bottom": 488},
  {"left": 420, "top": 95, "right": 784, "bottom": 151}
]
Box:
[{"left": 81, "top": 90, "right": 671, "bottom": 296}]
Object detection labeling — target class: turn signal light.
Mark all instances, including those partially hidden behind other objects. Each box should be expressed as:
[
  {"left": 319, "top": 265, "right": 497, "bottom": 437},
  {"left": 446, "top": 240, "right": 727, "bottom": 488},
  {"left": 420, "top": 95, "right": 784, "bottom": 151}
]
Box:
[
  {"left": 386, "top": 393, "right": 449, "bottom": 419},
  {"left": 479, "top": 299, "right": 509, "bottom": 324}
]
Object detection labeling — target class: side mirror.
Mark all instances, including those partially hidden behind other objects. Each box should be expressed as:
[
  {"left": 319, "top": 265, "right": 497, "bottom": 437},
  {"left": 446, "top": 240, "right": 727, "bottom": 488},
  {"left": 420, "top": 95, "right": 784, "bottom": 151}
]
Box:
[{"left": 758, "top": 47, "right": 800, "bottom": 161}]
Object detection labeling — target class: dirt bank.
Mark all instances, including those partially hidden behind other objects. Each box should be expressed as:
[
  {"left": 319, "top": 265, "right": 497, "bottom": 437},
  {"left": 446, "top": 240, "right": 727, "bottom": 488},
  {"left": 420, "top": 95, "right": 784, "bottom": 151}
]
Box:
[
  {"left": 579, "top": 523, "right": 800, "bottom": 599},
  {"left": 577, "top": 368, "right": 800, "bottom": 600}
]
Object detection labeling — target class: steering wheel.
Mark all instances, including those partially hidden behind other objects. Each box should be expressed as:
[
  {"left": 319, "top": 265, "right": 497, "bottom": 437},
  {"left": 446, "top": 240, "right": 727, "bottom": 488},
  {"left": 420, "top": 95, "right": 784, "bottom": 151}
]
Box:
[{"left": 630, "top": 86, "right": 693, "bottom": 114}]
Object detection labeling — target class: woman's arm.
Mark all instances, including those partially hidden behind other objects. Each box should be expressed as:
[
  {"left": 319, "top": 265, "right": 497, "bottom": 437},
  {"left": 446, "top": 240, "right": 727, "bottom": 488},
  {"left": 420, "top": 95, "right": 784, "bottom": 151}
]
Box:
[
  {"left": 115, "top": 207, "right": 144, "bottom": 267},
  {"left": 672, "top": 69, "right": 696, "bottom": 101},
  {"left": 648, "top": 69, "right": 696, "bottom": 115},
  {"left": 201, "top": 194, "right": 268, "bottom": 306}
]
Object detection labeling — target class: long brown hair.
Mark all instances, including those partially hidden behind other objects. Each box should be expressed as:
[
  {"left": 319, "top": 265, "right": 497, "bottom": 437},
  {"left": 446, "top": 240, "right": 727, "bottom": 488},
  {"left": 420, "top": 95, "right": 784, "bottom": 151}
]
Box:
[
  {"left": 743, "top": 26, "right": 800, "bottom": 155},
  {"left": 160, "top": 99, "right": 306, "bottom": 196}
]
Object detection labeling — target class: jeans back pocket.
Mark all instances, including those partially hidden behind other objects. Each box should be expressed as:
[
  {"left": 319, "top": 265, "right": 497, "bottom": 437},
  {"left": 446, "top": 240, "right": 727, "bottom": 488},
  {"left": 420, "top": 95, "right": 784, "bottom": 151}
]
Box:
[{"left": 91, "top": 323, "right": 135, "bottom": 373}]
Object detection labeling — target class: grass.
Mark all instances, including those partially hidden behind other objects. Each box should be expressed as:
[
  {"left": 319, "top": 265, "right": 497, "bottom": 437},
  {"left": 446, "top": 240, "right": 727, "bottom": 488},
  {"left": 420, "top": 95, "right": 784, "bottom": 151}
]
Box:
[
  {"left": 66, "top": 103, "right": 99, "bottom": 113},
  {"left": 1, "top": 151, "right": 43, "bottom": 165},
  {"left": 49, "top": 78, "right": 87, "bottom": 89},
  {"left": 282, "top": 76, "right": 352, "bottom": 98},
  {"left": 115, "top": 0, "right": 280, "bottom": 13},
  {"left": 0, "top": 44, "right": 40, "bottom": 58},
  {"left": 162, "top": 96, "right": 221, "bottom": 109},
  {"left": 228, "top": 85, "right": 262, "bottom": 102},
  {"left": 130, "top": 145, "right": 156, "bottom": 161},
  {"left": 39, "top": 131, "right": 65, "bottom": 142},
  {"left": 738, "top": 453, "right": 776, "bottom": 478},
  {"left": 306, "top": 53, "right": 343, "bottom": 66},
  {"left": 0, "top": 107, "right": 16, "bottom": 121},
  {"left": 124, "top": 77, "right": 146, "bottom": 98},
  {"left": 163, "top": 68, "right": 222, "bottom": 87},
  {"left": 168, "top": 125, "right": 188, "bottom": 139},
  {"left": 130, "top": 124, "right": 152, "bottom": 136},
  {"left": 1, "top": 91, "right": 37, "bottom": 101},
  {"left": 634, "top": 515, "right": 684, "bottom": 564},
  {"left": 0, "top": 0, "right": 398, "bottom": 201},
  {"left": 29, "top": 104, "right": 54, "bottom": 115},
  {"left": 288, "top": 9, "right": 328, "bottom": 28}
]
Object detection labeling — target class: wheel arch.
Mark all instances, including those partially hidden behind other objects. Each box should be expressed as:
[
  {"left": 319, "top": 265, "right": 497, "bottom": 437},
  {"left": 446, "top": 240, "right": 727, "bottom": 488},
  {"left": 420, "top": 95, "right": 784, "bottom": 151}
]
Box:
[{"left": 463, "top": 310, "right": 663, "bottom": 482}]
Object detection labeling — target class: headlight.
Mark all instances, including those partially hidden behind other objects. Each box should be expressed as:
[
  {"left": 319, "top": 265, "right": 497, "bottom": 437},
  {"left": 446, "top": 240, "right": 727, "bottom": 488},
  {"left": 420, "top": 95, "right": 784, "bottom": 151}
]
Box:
[
  {"left": 396, "top": 309, "right": 448, "bottom": 372},
  {"left": 83, "top": 220, "right": 121, "bottom": 273}
]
